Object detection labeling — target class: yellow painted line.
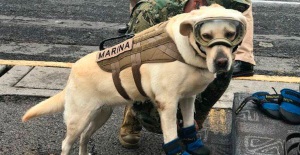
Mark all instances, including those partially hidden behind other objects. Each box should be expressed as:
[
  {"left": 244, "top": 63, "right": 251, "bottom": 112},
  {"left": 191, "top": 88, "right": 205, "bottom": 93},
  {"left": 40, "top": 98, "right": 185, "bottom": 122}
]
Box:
[
  {"left": 0, "top": 59, "right": 299, "bottom": 83},
  {"left": 234, "top": 75, "right": 300, "bottom": 83},
  {"left": 0, "top": 59, "right": 73, "bottom": 68}
]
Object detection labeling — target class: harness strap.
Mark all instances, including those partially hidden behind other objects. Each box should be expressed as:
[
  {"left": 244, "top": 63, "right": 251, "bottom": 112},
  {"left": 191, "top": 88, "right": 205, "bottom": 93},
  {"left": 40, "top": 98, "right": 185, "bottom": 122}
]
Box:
[
  {"left": 111, "top": 62, "right": 131, "bottom": 100},
  {"left": 131, "top": 53, "right": 147, "bottom": 97},
  {"left": 98, "top": 22, "right": 187, "bottom": 100}
]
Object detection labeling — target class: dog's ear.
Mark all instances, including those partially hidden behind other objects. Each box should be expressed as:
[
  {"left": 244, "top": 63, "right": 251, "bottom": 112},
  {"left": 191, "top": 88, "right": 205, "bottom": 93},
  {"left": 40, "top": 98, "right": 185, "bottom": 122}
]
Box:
[{"left": 180, "top": 20, "right": 194, "bottom": 36}]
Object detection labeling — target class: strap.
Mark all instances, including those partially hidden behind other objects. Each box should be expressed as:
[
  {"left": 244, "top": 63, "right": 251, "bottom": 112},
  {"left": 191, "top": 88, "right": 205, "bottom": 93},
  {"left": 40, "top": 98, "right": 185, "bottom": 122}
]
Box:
[
  {"left": 232, "top": 42, "right": 242, "bottom": 53},
  {"left": 111, "top": 62, "right": 131, "bottom": 100},
  {"left": 235, "top": 93, "right": 283, "bottom": 115},
  {"left": 99, "top": 34, "right": 134, "bottom": 51},
  {"left": 129, "top": 0, "right": 147, "bottom": 17},
  {"left": 131, "top": 53, "right": 147, "bottom": 97},
  {"left": 195, "top": 42, "right": 206, "bottom": 55},
  {"left": 284, "top": 133, "right": 300, "bottom": 155},
  {"left": 235, "top": 96, "right": 258, "bottom": 114},
  {"left": 163, "top": 138, "right": 184, "bottom": 155},
  {"left": 179, "top": 125, "right": 198, "bottom": 145}
]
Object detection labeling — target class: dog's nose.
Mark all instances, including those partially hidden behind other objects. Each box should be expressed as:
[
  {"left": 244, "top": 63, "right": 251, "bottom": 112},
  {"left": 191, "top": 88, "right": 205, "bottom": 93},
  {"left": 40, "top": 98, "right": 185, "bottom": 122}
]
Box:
[{"left": 215, "top": 58, "right": 228, "bottom": 68}]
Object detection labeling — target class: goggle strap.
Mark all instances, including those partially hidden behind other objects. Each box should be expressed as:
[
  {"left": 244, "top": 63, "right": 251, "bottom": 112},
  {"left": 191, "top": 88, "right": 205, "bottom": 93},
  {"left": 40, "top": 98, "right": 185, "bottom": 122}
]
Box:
[
  {"left": 208, "top": 41, "right": 232, "bottom": 48},
  {"left": 232, "top": 41, "right": 242, "bottom": 53},
  {"left": 200, "top": 46, "right": 206, "bottom": 55},
  {"left": 196, "top": 42, "right": 206, "bottom": 55}
]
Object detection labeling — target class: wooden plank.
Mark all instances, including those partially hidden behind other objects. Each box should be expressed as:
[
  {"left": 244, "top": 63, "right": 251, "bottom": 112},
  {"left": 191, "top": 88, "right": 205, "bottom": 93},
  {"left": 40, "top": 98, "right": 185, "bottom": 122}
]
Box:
[
  {"left": 234, "top": 75, "right": 300, "bottom": 83},
  {"left": 0, "top": 59, "right": 73, "bottom": 68}
]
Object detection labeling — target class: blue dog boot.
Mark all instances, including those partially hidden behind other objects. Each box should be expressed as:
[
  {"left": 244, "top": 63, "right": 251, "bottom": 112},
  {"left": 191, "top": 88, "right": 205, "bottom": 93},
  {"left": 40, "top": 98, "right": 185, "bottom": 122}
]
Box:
[
  {"left": 252, "top": 92, "right": 282, "bottom": 119},
  {"left": 280, "top": 89, "right": 300, "bottom": 124},
  {"left": 163, "top": 138, "right": 190, "bottom": 155},
  {"left": 179, "top": 125, "right": 210, "bottom": 155},
  {"left": 235, "top": 91, "right": 282, "bottom": 119}
]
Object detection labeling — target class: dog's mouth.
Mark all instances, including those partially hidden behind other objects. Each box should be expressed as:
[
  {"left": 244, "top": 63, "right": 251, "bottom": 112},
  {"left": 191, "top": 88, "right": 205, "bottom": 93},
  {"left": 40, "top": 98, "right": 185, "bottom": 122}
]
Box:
[{"left": 216, "top": 68, "right": 228, "bottom": 74}]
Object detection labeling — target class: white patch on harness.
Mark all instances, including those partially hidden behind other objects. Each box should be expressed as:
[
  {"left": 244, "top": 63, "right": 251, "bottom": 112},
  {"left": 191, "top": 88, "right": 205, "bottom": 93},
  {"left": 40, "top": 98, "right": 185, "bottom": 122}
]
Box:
[{"left": 97, "top": 38, "right": 133, "bottom": 62}]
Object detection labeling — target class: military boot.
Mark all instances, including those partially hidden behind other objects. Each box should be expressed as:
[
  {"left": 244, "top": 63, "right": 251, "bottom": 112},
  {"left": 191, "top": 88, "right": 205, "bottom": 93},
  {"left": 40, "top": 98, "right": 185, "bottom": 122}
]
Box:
[{"left": 119, "top": 105, "right": 142, "bottom": 149}]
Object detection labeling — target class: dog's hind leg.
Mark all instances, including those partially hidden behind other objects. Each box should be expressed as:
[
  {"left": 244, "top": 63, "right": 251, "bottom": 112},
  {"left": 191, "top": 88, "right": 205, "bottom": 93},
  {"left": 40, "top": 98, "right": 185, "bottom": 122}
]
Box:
[
  {"left": 61, "top": 97, "right": 102, "bottom": 155},
  {"left": 61, "top": 112, "right": 91, "bottom": 155},
  {"left": 79, "top": 105, "right": 113, "bottom": 155}
]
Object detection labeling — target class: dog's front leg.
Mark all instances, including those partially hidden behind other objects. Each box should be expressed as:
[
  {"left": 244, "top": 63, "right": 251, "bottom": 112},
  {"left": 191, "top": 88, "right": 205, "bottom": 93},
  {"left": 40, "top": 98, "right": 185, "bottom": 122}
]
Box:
[
  {"left": 179, "top": 97, "right": 196, "bottom": 128},
  {"left": 178, "top": 97, "right": 210, "bottom": 155},
  {"left": 157, "top": 98, "right": 178, "bottom": 143},
  {"left": 156, "top": 96, "right": 189, "bottom": 155}
]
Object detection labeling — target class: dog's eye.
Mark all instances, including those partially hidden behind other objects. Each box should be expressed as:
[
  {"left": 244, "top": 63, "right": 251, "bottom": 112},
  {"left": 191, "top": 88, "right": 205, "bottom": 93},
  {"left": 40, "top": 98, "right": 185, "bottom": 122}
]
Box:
[
  {"left": 201, "top": 33, "right": 213, "bottom": 41},
  {"left": 225, "top": 32, "right": 236, "bottom": 39}
]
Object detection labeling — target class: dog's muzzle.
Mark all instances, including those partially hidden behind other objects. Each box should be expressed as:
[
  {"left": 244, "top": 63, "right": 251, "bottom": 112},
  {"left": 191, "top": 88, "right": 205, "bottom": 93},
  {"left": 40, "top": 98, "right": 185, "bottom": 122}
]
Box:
[
  {"left": 193, "top": 18, "right": 246, "bottom": 49},
  {"left": 214, "top": 50, "right": 230, "bottom": 73}
]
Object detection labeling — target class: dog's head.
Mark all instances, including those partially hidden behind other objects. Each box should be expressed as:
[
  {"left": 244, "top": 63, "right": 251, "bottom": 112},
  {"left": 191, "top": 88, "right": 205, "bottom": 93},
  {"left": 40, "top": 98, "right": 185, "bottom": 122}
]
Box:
[{"left": 179, "top": 5, "right": 247, "bottom": 73}]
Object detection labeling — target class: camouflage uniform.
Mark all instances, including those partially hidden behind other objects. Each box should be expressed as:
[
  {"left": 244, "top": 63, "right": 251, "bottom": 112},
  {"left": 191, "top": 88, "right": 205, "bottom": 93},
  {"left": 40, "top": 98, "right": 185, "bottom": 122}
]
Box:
[{"left": 122, "top": 0, "right": 251, "bottom": 134}]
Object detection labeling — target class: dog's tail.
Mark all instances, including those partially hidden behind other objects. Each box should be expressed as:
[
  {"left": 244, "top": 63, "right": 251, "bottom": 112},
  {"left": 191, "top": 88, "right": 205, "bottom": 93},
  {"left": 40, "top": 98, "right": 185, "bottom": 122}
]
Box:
[{"left": 22, "top": 90, "right": 65, "bottom": 122}]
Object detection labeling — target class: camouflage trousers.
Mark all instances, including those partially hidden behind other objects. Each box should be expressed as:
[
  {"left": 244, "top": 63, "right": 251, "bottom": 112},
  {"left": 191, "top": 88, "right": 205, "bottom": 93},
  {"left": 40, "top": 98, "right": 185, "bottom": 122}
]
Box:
[
  {"left": 127, "top": 0, "right": 188, "bottom": 34},
  {"left": 123, "top": 0, "right": 235, "bottom": 134}
]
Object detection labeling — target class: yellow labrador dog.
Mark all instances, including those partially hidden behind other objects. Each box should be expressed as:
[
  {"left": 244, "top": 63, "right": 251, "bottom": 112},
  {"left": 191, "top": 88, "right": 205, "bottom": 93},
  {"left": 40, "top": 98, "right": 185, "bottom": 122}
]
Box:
[{"left": 22, "top": 4, "right": 246, "bottom": 155}]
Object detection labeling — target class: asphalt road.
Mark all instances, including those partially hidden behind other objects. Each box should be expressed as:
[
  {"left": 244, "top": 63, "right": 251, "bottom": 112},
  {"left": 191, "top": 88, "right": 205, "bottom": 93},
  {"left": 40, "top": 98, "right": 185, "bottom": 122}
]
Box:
[
  {"left": 0, "top": 1, "right": 299, "bottom": 155},
  {"left": 0, "top": 95, "right": 164, "bottom": 155},
  {"left": 0, "top": 0, "right": 299, "bottom": 63},
  {"left": 0, "top": 95, "right": 232, "bottom": 155}
]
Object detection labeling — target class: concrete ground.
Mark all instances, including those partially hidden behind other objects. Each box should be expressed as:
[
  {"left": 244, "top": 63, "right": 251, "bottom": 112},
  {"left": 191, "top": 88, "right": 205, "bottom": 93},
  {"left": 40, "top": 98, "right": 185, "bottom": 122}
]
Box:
[
  {"left": 0, "top": 0, "right": 299, "bottom": 154},
  {"left": 0, "top": 64, "right": 298, "bottom": 155}
]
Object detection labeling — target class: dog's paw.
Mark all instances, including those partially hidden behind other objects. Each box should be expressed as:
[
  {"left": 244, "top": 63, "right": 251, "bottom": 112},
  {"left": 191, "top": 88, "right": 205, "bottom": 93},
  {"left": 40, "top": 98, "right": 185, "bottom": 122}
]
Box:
[{"left": 185, "top": 139, "right": 210, "bottom": 155}]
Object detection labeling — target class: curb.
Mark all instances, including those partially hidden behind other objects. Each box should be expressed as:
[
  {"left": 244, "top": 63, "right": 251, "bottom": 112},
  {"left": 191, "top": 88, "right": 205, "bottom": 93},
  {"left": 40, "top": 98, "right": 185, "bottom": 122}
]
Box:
[
  {"left": 0, "top": 65, "right": 7, "bottom": 76},
  {"left": 1, "top": 60, "right": 300, "bottom": 83}
]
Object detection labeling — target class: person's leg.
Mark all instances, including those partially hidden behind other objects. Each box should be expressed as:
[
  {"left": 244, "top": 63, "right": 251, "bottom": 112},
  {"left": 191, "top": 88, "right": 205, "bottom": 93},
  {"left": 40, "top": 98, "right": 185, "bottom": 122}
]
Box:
[
  {"left": 235, "top": 4, "right": 255, "bottom": 65},
  {"left": 233, "top": 4, "right": 255, "bottom": 77},
  {"left": 119, "top": 2, "right": 154, "bottom": 148},
  {"left": 118, "top": 0, "right": 141, "bottom": 33},
  {"left": 119, "top": 105, "right": 142, "bottom": 149}
]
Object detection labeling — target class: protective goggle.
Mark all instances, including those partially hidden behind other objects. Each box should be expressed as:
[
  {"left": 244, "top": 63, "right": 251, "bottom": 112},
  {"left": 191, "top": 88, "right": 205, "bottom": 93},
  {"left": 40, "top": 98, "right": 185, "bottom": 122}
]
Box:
[{"left": 193, "top": 18, "right": 246, "bottom": 48}]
